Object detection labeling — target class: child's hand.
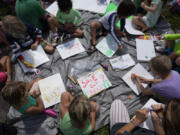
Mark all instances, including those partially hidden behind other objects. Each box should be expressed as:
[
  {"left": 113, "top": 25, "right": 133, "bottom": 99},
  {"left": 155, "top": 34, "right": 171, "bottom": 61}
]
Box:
[
  {"left": 30, "top": 90, "right": 41, "bottom": 98},
  {"left": 141, "top": 2, "right": 146, "bottom": 9},
  {"left": 31, "top": 43, "right": 38, "bottom": 50},
  {"left": 134, "top": 108, "right": 148, "bottom": 125}
]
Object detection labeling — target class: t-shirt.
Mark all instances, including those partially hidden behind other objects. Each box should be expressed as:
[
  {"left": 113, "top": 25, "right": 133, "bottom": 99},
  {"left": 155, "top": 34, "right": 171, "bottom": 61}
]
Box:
[
  {"left": 56, "top": 9, "right": 82, "bottom": 26},
  {"left": 111, "top": 123, "right": 158, "bottom": 135},
  {"left": 165, "top": 34, "right": 180, "bottom": 55},
  {"left": 99, "top": 11, "right": 125, "bottom": 46},
  {"left": 18, "top": 95, "right": 37, "bottom": 114},
  {"left": 151, "top": 70, "right": 180, "bottom": 99},
  {"left": 15, "top": 0, "right": 46, "bottom": 30},
  {"left": 145, "top": 0, "right": 163, "bottom": 27},
  {"left": 59, "top": 112, "right": 92, "bottom": 135},
  {"left": 5, "top": 23, "right": 42, "bottom": 58}
]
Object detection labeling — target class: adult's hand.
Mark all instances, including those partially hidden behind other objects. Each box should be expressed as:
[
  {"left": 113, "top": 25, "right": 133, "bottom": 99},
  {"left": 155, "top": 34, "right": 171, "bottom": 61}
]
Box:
[{"left": 135, "top": 108, "right": 149, "bottom": 125}]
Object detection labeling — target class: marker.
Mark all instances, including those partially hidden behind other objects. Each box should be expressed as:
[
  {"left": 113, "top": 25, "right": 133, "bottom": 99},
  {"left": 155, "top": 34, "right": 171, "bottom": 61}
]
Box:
[{"left": 67, "top": 75, "right": 77, "bottom": 85}]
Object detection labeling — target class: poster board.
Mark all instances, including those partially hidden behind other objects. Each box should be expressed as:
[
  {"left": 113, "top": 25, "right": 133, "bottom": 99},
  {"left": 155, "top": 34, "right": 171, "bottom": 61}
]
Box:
[
  {"left": 38, "top": 73, "right": 66, "bottom": 108},
  {"left": 122, "top": 63, "right": 153, "bottom": 95},
  {"left": 136, "top": 39, "right": 156, "bottom": 62},
  {"left": 96, "top": 34, "right": 118, "bottom": 57},
  {"left": 57, "top": 38, "right": 85, "bottom": 59},
  {"left": 18, "top": 46, "right": 49, "bottom": 73},
  {"left": 78, "top": 68, "right": 112, "bottom": 98},
  {"left": 46, "top": 0, "right": 111, "bottom": 16},
  {"left": 140, "top": 98, "right": 159, "bottom": 131},
  {"left": 125, "top": 19, "right": 145, "bottom": 35},
  {"left": 109, "top": 54, "right": 135, "bottom": 70}
]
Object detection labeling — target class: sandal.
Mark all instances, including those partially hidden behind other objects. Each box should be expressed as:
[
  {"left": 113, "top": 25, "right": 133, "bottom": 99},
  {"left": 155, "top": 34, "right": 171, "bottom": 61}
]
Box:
[{"left": 87, "top": 42, "right": 97, "bottom": 54}]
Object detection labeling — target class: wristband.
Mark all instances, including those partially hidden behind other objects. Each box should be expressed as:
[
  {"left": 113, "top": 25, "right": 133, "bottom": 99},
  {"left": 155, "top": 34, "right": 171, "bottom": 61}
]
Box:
[{"left": 130, "top": 119, "right": 138, "bottom": 127}]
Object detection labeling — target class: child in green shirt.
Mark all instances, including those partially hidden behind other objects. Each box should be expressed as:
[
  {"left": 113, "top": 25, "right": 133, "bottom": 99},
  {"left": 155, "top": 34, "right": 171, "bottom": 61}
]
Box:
[
  {"left": 59, "top": 92, "right": 99, "bottom": 135},
  {"left": 163, "top": 33, "right": 180, "bottom": 67},
  {"left": 132, "top": 0, "right": 166, "bottom": 32},
  {"left": 52, "top": 0, "right": 83, "bottom": 46}
]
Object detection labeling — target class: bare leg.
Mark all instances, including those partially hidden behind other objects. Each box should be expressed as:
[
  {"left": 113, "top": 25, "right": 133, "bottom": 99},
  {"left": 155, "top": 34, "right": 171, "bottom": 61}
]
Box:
[
  {"left": 132, "top": 16, "right": 148, "bottom": 32},
  {"left": 42, "top": 40, "right": 54, "bottom": 54},
  {"left": 71, "top": 28, "right": 83, "bottom": 38},
  {"left": 90, "top": 21, "right": 102, "bottom": 48},
  {"left": 0, "top": 56, "right": 11, "bottom": 82},
  {"left": 48, "top": 16, "right": 60, "bottom": 34}
]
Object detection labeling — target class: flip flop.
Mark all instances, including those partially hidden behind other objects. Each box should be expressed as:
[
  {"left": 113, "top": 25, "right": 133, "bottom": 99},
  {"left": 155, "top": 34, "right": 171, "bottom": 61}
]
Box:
[{"left": 87, "top": 41, "right": 97, "bottom": 54}]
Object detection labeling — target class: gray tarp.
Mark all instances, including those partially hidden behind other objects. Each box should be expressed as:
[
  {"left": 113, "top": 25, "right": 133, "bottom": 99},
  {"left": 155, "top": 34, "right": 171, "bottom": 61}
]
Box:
[{"left": 11, "top": 4, "right": 173, "bottom": 134}]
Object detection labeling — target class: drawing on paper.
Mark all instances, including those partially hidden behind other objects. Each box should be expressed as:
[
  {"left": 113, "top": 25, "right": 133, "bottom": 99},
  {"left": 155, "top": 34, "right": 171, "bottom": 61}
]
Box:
[
  {"left": 57, "top": 38, "right": 85, "bottom": 59},
  {"left": 96, "top": 34, "right": 118, "bottom": 57},
  {"left": 78, "top": 68, "right": 112, "bottom": 98},
  {"left": 38, "top": 73, "right": 66, "bottom": 108}
]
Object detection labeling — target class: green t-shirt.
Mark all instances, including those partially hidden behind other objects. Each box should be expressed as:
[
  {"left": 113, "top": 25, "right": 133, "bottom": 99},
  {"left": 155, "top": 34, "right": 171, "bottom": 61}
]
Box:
[
  {"left": 15, "top": 0, "right": 46, "bottom": 30},
  {"left": 18, "top": 95, "right": 37, "bottom": 114},
  {"left": 56, "top": 9, "right": 82, "bottom": 25},
  {"left": 59, "top": 112, "right": 92, "bottom": 135},
  {"left": 133, "top": 0, "right": 144, "bottom": 8},
  {"left": 146, "top": 0, "right": 163, "bottom": 27},
  {"left": 165, "top": 34, "right": 180, "bottom": 55}
]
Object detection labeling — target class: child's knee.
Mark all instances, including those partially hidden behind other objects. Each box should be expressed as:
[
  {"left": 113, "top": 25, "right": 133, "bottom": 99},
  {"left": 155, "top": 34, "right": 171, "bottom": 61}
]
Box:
[
  {"left": 44, "top": 45, "right": 54, "bottom": 54},
  {"left": 90, "top": 21, "right": 99, "bottom": 29}
]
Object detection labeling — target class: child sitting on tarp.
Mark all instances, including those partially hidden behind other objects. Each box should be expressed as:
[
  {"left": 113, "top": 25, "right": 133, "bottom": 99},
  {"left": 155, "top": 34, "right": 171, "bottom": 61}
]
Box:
[
  {"left": 163, "top": 33, "right": 180, "bottom": 68},
  {"left": 1, "top": 80, "right": 44, "bottom": 114},
  {"left": 51, "top": 0, "right": 83, "bottom": 46},
  {"left": 88, "top": 0, "right": 136, "bottom": 53},
  {"left": 132, "top": 0, "right": 167, "bottom": 32},
  {"left": 1, "top": 15, "right": 54, "bottom": 67},
  {"left": 59, "top": 92, "right": 99, "bottom": 135},
  {"left": 132, "top": 55, "right": 180, "bottom": 100},
  {"left": 0, "top": 56, "right": 11, "bottom": 90}
]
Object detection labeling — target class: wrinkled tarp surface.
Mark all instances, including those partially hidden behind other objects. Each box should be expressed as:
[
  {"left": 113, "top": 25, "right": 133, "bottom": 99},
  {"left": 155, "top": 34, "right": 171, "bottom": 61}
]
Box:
[{"left": 9, "top": 2, "right": 174, "bottom": 134}]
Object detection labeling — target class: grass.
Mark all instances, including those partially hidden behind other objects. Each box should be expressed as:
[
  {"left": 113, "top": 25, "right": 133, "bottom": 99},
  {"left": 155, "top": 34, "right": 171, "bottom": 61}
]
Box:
[{"left": 1, "top": 1, "right": 180, "bottom": 135}]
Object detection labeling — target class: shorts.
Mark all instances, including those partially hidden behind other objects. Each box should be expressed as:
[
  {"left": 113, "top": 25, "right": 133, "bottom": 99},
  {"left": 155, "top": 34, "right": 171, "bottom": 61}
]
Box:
[
  {"left": 98, "top": 16, "right": 110, "bottom": 31},
  {"left": 142, "top": 16, "right": 151, "bottom": 28},
  {"left": 57, "top": 22, "right": 79, "bottom": 34}
]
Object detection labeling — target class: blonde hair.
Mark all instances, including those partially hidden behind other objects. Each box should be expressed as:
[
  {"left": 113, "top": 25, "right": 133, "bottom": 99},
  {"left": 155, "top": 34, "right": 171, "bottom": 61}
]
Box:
[
  {"left": 1, "top": 81, "right": 27, "bottom": 106},
  {"left": 2, "top": 15, "right": 27, "bottom": 39},
  {"left": 69, "top": 94, "right": 91, "bottom": 125}
]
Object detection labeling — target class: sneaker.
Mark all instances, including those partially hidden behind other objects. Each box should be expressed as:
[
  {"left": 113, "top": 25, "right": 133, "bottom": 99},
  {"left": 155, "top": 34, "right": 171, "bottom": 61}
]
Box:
[
  {"left": 60, "top": 33, "right": 71, "bottom": 43},
  {"left": 51, "top": 36, "right": 59, "bottom": 47}
]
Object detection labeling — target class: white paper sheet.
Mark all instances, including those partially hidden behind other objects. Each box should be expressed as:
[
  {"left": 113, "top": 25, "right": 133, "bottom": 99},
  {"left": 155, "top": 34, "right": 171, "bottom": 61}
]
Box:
[
  {"left": 57, "top": 38, "right": 85, "bottom": 59},
  {"left": 46, "top": 1, "right": 58, "bottom": 16},
  {"left": 96, "top": 34, "right": 118, "bottom": 57},
  {"left": 38, "top": 73, "right": 66, "bottom": 108},
  {"left": 46, "top": 0, "right": 110, "bottom": 16},
  {"left": 18, "top": 46, "right": 49, "bottom": 73},
  {"left": 109, "top": 54, "right": 135, "bottom": 70},
  {"left": 136, "top": 39, "right": 156, "bottom": 62},
  {"left": 78, "top": 68, "right": 112, "bottom": 98},
  {"left": 122, "top": 63, "right": 153, "bottom": 95},
  {"left": 140, "top": 99, "right": 159, "bottom": 131},
  {"left": 125, "top": 19, "right": 145, "bottom": 35}
]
